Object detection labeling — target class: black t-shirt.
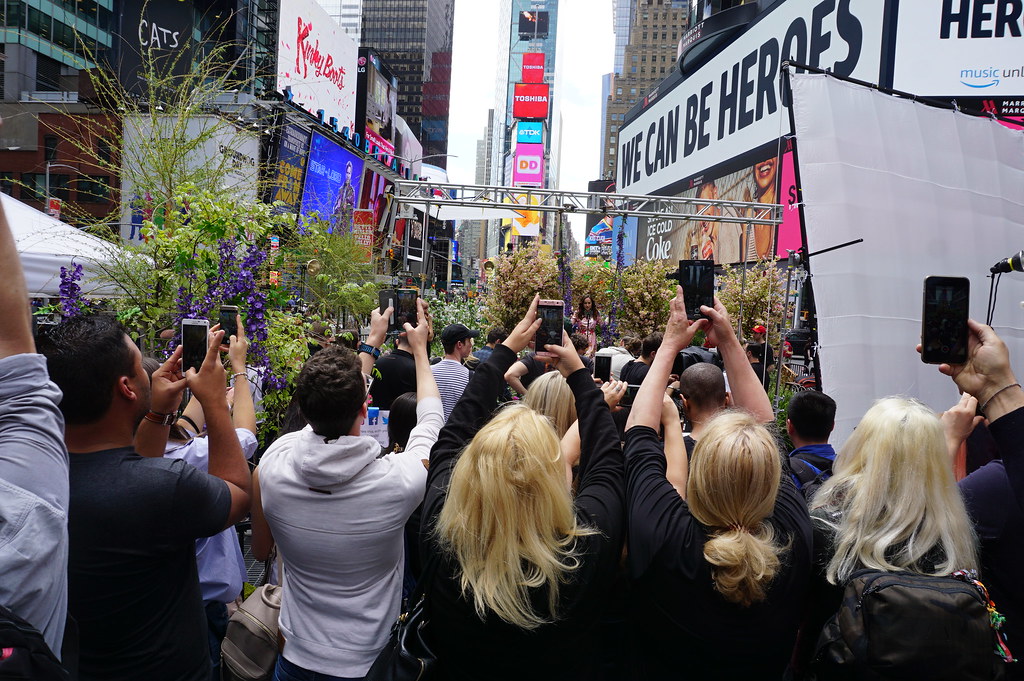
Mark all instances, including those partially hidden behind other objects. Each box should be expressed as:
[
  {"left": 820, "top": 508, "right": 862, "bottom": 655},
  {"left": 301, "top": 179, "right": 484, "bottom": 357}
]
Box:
[
  {"left": 624, "top": 426, "right": 813, "bottom": 680},
  {"left": 369, "top": 348, "right": 416, "bottom": 410},
  {"left": 68, "top": 448, "right": 231, "bottom": 681},
  {"left": 518, "top": 353, "right": 553, "bottom": 389},
  {"left": 619, "top": 359, "right": 650, "bottom": 385}
]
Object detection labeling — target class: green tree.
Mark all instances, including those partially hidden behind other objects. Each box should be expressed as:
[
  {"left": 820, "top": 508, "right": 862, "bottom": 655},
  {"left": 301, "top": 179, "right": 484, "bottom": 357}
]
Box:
[
  {"left": 717, "top": 259, "right": 790, "bottom": 348},
  {"left": 569, "top": 258, "right": 615, "bottom": 318},
  {"left": 615, "top": 259, "right": 675, "bottom": 339},
  {"left": 481, "top": 244, "right": 560, "bottom": 331}
]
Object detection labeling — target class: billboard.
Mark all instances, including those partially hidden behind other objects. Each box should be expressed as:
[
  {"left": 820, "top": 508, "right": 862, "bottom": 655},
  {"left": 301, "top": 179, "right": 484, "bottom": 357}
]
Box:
[
  {"left": 115, "top": 0, "right": 196, "bottom": 91},
  {"left": 299, "top": 131, "right": 365, "bottom": 232},
  {"left": 120, "top": 115, "right": 259, "bottom": 243},
  {"left": 269, "top": 124, "right": 310, "bottom": 213},
  {"left": 357, "top": 48, "right": 398, "bottom": 156},
  {"left": 522, "top": 52, "right": 546, "bottom": 83},
  {"left": 278, "top": 0, "right": 358, "bottom": 133},
  {"left": 513, "top": 83, "right": 550, "bottom": 120},
  {"left": 516, "top": 121, "right": 543, "bottom": 145},
  {"left": 518, "top": 10, "right": 550, "bottom": 39},
  {"left": 512, "top": 143, "right": 545, "bottom": 186},
  {"left": 616, "top": 0, "right": 886, "bottom": 197},
  {"left": 510, "top": 194, "right": 540, "bottom": 237}
]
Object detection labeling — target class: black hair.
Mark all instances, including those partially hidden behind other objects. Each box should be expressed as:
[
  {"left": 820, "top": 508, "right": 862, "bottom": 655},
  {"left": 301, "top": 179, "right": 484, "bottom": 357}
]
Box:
[
  {"left": 570, "top": 333, "right": 589, "bottom": 352},
  {"left": 386, "top": 392, "right": 418, "bottom": 452},
  {"left": 295, "top": 345, "right": 365, "bottom": 439},
  {"left": 746, "top": 342, "right": 766, "bottom": 362},
  {"left": 679, "top": 363, "right": 727, "bottom": 413},
  {"left": 641, "top": 332, "right": 663, "bottom": 359},
  {"left": 486, "top": 327, "right": 508, "bottom": 345},
  {"left": 787, "top": 390, "right": 837, "bottom": 441},
  {"left": 36, "top": 315, "right": 137, "bottom": 424}
]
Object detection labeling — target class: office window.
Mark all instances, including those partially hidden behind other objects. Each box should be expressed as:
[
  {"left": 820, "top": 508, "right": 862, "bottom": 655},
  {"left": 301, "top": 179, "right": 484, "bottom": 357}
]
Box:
[
  {"left": 44, "top": 136, "right": 58, "bottom": 161},
  {"left": 0, "top": 173, "right": 13, "bottom": 195},
  {"left": 20, "top": 173, "right": 43, "bottom": 201},
  {"left": 77, "top": 176, "right": 110, "bottom": 203}
]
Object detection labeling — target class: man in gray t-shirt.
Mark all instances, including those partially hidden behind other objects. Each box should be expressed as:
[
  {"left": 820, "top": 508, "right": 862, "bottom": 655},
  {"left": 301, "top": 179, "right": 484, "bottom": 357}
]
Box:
[{"left": 0, "top": 201, "right": 69, "bottom": 659}]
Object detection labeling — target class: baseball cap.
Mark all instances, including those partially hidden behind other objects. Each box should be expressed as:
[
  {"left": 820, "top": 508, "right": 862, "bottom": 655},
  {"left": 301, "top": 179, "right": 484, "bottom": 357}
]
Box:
[
  {"left": 441, "top": 323, "right": 480, "bottom": 346},
  {"left": 752, "top": 325, "right": 767, "bottom": 334}
]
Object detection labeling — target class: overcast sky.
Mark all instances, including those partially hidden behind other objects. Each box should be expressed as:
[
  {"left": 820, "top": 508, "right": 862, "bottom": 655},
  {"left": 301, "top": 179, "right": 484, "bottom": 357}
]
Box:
[{"left": 445, "top": 0, "right": 615, "bottom": 247}]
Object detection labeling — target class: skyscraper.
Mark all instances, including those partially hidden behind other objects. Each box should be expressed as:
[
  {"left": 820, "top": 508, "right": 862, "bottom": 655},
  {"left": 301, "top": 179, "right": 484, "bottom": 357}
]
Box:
[
  {"left": 600, "top": 0, "right": 688, "bottom": 179},
  {"left": 361, "top": 0, "right": 455, "bottom": 167},
  {"left": 315, "top": 0, "right": 362, "bottom": 39}
]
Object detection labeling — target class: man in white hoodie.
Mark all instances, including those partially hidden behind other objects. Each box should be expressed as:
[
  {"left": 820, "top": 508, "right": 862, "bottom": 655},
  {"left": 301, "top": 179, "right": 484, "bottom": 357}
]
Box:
[{"left": 252, "top": 300, "right": 442, "bottom": 681}]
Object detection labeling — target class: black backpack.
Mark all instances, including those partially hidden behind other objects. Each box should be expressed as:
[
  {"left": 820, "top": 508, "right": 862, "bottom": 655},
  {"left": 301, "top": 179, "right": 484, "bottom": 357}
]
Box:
[
  {"left": 811, "top": 569, "right": 1014, "bottom": 681},
  {"left": 0, "top": 603, "right": 70, "bottom": 681},
  {"left": 790, "top": 456, "right": 832, "bottom": 504}
]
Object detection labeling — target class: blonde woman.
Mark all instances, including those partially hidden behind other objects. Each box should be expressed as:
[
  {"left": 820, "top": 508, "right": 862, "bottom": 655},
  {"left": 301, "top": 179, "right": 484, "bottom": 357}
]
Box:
[
  {"left": 420, "top": 295, "right": 625, "bottom": 681},
  {"left": 522, "top": 370, "right": 577, "bottom": 438},
  {"left": 794, "top": 396, "right": 982, "bottom": 676},
  {"left": 624, "top": 287, "right": 813, "bottom": 679}
]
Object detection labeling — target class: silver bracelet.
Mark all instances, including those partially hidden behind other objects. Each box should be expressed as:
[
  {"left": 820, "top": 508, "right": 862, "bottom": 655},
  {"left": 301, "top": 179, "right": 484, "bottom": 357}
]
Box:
[
  {"left": 980, "top": 383, "right": 1020, "bottom": 414},
  {"left": 231, "top": 372, "right": 248, "bottom": 382}
]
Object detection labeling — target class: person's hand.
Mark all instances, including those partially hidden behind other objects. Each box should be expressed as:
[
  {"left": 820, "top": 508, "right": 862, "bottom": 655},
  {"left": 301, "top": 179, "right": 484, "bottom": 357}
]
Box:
[
  {"left": 545, "top": 330, "right": 586, "bottom": 378},
  {"left": 701, "top": 296, "right": 739, "bottom": 349},
  {"left": 940, "top": 392, "right": 983, "bottom": 450},
  {"left": 601, "top": 379, "right": 627, "bottom": 411},
  {"left": 933, "top": 320, "right": 1017, "bottom": 405},
  {"left": 662, "top": 286, "right": 707, "bottom": 353},
  {"left": 502, "top": 294, "right": 542, "bottom": 354},
  {"left": 403, "top": 299, "right": 430, "bottom": 355},
  {"left": 368, "top": 305, "right": 391, "bottom": 348},
  {"left": 150, "top": 346, "right": 187, "bottom": 414},
  {"left": 422, "top": 299, "right": 434, "bottom": 342},
  {"left": 186, "top": 329, "right": 228, "bottom": 408},
  {"left": 661, "top": 392, "right": 679, "bottom": 425},
  {"left": 227, "top": 314, "right": 248, "bottom": 373}
]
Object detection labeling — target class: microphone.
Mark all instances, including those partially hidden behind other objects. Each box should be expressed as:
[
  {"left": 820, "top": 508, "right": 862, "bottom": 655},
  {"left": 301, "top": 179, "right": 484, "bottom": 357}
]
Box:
[{"left": 991, "top": 250, "right": 1024, "bottom": 274}]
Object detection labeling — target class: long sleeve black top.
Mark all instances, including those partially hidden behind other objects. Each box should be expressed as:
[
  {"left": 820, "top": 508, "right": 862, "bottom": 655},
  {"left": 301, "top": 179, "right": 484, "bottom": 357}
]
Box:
[
  {"left": 420, "top": 344, "right": 626, "bottom": 681},
  {"left": 624, "top": 425, "right": 813, "bottom": 680}
]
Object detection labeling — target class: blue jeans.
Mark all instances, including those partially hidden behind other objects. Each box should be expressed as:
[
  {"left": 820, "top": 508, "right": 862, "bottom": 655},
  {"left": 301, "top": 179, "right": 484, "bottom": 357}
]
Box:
[
  {"left": 273, "top": 655, "right": 364, "bottom": 681},
  {"left": 204, "top": 600, "right": 228, "bottom": 681}
]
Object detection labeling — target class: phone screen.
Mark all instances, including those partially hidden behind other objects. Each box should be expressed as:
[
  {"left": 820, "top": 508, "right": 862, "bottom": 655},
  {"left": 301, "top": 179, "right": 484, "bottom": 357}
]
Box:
[
  {"left": 182, "top": 320, "right": 209, "bottom": 374},
  {"left": 219, "top": 306, "right": 238, "bottom": 340},
  {"left": 679, "top": 259, "right": 715, "bottom": 319},
  {"left": 379, "top": 290, "right": 396, "bottom": 331},
  {"left": 619, "top": 384, "right": 642, "bottom": 408},
  {"left": 921, "top": 276, "right": 969, "bottom": 365},
  {"left": 535, "top": 300, "right": 564, "bottom": 356},
  {"left": 595, "top": 355, "right": 612, "bottom": 382},
  {"left": 396, "top": 290, "right": 418, "bottom": 329}
]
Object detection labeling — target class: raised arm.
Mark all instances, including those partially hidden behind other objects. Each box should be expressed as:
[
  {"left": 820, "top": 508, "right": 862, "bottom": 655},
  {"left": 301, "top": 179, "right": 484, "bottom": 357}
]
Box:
[
  {"left": 0, "top": 201, "right": 32, "bottom": 358},
  {"left": 703, "top": 297, "right": 773, "bottom": 423},
  {"left": 227, "top": 315, "right": 256, "bottom": 436},
  {"left": 505, "top": 360, "right": 530, "bottom": 396},
  {"left": 361, "top": 305, "right": 391, "bottom": 377},
  {"left": 662, "top": 394, "right": 687, "bottom": 498},
  {"left": 134, "top": 346, "right": 187, "bottom": 457},
  {"left": 400, "top": 299, "right": 443, "bottom": 466},
  {"left": 188, "top": 329, "right": 251, "bottom": 529}
]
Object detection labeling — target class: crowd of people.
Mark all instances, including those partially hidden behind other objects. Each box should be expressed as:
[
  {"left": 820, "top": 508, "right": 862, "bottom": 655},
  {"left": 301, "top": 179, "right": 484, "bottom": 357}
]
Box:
[{"left": 0, "top": 196, "right": 1021, "bottom": 681}]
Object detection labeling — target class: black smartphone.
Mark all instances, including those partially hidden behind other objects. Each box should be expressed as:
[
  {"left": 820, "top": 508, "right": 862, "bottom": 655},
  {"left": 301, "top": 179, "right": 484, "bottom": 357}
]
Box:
[
  {"left": 921, "top": 276, "right": 969, "bottom": 365},
  {"left": 619, "top": 384, "right": 642, "bottom": 408},
  {"left": 378, "top": 289, "right": 397, "bottom": 332},
  {"left": 181, "top": 318, "right": 209, "bottom": 374},
  {"left": 535, "top": 299, "right": 564, "bottom": 357},
  {"left": 219, "top": 305, "right": 238, "bottom": 340},
  {"left": 396, "top": 289, "right": 418, "bottom": 329},
  {"left": 595, "top": 354, "right": 612, "bottom": 382},
  {"left": 679, "top": 259, "right": 715, "bottom": 319}
]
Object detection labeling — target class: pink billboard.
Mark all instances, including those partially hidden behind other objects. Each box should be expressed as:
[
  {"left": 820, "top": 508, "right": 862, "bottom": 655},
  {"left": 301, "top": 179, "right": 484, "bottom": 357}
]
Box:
[{"left": 512, "top": 143, "right": 544, "bottom": 186}]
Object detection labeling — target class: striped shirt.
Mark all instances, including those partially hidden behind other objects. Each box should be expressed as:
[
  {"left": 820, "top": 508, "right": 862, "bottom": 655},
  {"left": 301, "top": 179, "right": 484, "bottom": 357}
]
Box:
[{"left": 431, "top": 358, "right": 470, "bottom": 421}]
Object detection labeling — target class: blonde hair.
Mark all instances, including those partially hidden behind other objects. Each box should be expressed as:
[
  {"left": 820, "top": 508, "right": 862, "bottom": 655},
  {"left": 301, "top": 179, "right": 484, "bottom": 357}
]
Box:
[
  {"left": 686, "top": 410, "right": 787, "bottom": 606},
  {"left": 811, "top": 397, "right": 978, "bottom": 584},
  {"left": 435, "top": 404, "right": 595, "bottom": 629},
  {"left": 522, "top": 371, "right": 577, "bottom": 438}
]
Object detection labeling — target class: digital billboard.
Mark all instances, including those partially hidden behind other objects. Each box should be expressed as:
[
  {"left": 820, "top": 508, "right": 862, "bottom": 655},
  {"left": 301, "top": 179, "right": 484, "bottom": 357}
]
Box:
[
  {"left": 299, "top": 131, "right": 364, "bottom": 232},
  {"left": 522, "top": 52, "right": 545, "bottom": 83},
  {"left": 356, "top": 48, "right": 398, "bottom": 156},
  {"left": 512, "top": 143, "right": 545, "bottom": 186},
  {"left": 518, "top": 10, "right": 549, "bottom": 39},
  {"left": 269, "top": 124, "right": 310, "bottom": 214},
  {"left": 278, "top": 0, "right": 358, "bottom": 133},
  {"left": 512, "top": 83, "right": 550, "bottom": 120},
  {"left": 516, "top": 121, "right": 543, "bottom": 145}
]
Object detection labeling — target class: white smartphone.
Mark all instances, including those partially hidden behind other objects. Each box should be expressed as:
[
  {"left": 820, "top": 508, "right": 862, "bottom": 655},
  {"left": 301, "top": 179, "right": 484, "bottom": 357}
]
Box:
[{"left": 181, "top": 318, "right": 210, "bottom": 374}]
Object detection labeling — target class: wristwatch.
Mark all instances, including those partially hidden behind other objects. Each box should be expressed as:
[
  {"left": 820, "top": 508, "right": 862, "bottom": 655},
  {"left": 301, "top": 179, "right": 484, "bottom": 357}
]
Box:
[
  {"left": 144, "top": 410, "right": 177, "bottom": 426},
  {"left": 358, "top": 343, "right": 381, "bottom": 359}
]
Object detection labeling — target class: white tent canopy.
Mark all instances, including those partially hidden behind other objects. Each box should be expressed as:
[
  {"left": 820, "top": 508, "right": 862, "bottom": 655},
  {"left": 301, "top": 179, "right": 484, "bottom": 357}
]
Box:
[{"left": 7, "top": 193, "right": 125, "bottom": 297}]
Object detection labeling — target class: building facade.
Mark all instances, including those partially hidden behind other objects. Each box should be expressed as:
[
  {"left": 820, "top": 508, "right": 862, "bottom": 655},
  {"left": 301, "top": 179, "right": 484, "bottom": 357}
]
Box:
[
  {"left": 599, "top": 0, "right": 688, "bottom": 179},
  {"left": 360, "top": 0, "right": 454, "bottom": 167}
]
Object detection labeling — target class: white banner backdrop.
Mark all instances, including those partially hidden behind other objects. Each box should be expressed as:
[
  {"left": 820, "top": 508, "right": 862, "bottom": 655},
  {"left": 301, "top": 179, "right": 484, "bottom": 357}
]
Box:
[{"left": 791, "top": 72, "right": 1024, "bottom": 446}]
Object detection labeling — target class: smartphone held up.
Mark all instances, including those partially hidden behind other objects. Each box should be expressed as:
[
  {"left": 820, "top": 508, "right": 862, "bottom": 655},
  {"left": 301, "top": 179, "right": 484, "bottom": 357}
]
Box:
[
  {"left": 181, "top": 318, "right": 209, "bottom": 374},
  {"left": 535, "top": 299, "right": 565, "bottom": 357},
  {"left": 921, "top": 276, "right": 969, "bottom": 365}
]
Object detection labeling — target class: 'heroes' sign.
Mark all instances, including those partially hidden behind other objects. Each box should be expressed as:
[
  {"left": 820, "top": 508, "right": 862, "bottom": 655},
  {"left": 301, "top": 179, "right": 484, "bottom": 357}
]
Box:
[{"left": 617, "top": 0, "right": 882, "bottom": 195}]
